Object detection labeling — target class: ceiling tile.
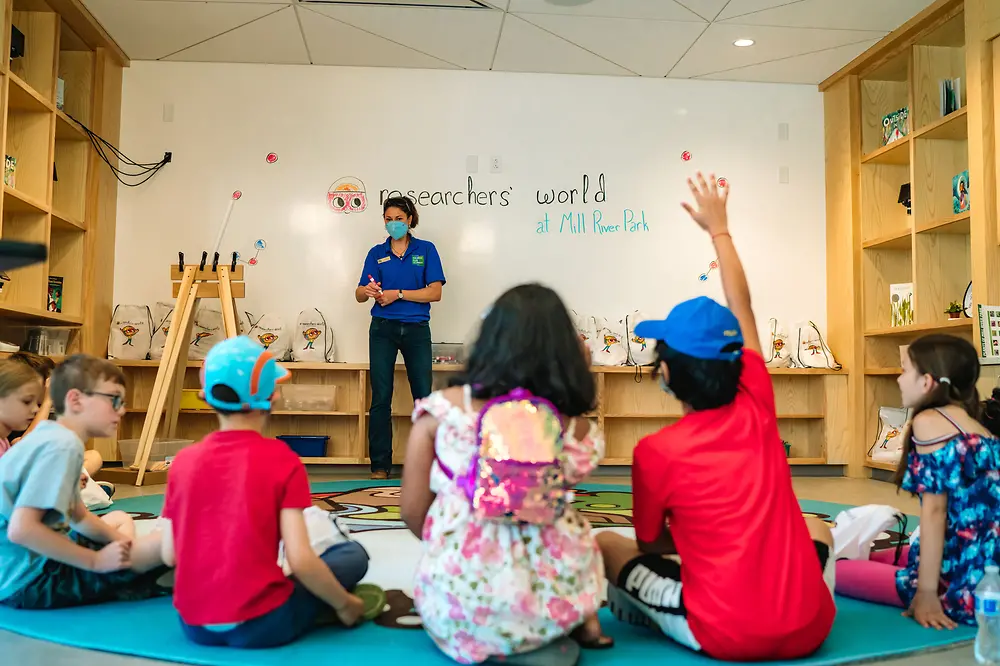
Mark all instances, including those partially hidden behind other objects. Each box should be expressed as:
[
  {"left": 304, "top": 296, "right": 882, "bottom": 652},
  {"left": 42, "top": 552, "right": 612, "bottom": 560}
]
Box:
[
  {"left": 164, "top": 7, "right": 308, "bottom": 64},
  {"left": 298, "top": 7, "right": 457, "bottom": 69},
  {"left": 81, "top": 0, "right": 280, "bottom": 60},
  {"left": 519, "top": 13, "right": 705, "bottom": 77},
  {"left": 482, "top": 0, "right": 509, "bottom": 7},
  {"left": 307, "top": 5, "right": 503, "bottom": 69},
  {"left": 669, "top": 22, "right": 886, "bottom": 78},
  {"left": 673, "top": 0, "right": 731, "bottom": 21},
  {"left": 698, "top": 39, "right": 879, "bottom": 83},
  {"left": 716, "top": 0, "right": 800, "bottom": 21},
  {"left": 718, "top": 0, "right": 935, "bottom": 31},
  {"left": 506, "top": 0, "right": 703, "bottom": 22},
  {"left": 493, "top": 14, "right": 633, "bottom": 76}
]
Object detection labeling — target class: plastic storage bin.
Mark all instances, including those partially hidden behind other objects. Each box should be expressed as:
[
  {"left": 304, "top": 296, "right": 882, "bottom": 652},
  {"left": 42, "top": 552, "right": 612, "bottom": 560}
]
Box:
[
  {"left": 432, "top": 342, "right": 465, "bottom": 364},
  {"left": 118, "top": 438, "right": 193, "bottom": 470},
  {"left": 277, "top": 435, "right": 329, "bottom": 457},
  {"left": 276, "top": 384, "right": 337, "bottom": 411},
  {"left": 180, "top": 389, "right": 211, "bottom": 411}
]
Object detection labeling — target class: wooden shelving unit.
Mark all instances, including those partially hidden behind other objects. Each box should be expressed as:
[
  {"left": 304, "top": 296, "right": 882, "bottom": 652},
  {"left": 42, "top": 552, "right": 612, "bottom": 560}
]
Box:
[
  {"left": 822, "top": 0, "right": 1000, "bottom": 478},
  {"left": 106, "top": 361, "right": 849, "bottom": 470},
  {"left": 0, "top": 0, "right": 126, "bottom": 358}
]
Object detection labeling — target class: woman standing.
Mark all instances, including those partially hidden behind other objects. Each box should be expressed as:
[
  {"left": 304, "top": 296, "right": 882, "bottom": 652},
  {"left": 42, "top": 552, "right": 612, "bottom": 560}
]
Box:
[{"left": 356, "top": 197, "right": 445, "bottom": 480}]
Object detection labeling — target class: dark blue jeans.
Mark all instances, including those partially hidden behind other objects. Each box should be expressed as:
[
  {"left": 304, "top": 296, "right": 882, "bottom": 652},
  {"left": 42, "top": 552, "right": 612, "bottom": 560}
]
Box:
[
  {"left": 369, "top": 317, "right": 433, "bottom": 473},
  {"left": 179, "top": 542, "right": 369, "bottom": 649}
]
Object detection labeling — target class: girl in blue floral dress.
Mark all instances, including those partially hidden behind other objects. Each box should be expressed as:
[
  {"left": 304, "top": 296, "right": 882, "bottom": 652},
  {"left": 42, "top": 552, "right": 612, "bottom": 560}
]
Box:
[{"left": 837, "top": 335, "right": 1000, "bottom": 629}]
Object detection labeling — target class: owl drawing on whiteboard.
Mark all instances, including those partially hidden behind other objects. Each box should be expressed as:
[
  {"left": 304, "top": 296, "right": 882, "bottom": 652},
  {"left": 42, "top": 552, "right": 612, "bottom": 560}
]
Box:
[{"left": 328, "top": 177, "right": 368, "bottom": 214}]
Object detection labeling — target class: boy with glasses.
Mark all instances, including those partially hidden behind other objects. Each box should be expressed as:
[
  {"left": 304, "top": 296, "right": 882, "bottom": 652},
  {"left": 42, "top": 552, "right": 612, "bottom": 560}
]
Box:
[{"left": 0, "top": 355, "right": 169, "bottom": 609}]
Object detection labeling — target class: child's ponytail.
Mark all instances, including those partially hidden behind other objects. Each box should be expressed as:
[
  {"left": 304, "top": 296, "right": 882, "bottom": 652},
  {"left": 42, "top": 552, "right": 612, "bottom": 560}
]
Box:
[{"left": 892, "top": 335, "right": 981, "bottom": 488}]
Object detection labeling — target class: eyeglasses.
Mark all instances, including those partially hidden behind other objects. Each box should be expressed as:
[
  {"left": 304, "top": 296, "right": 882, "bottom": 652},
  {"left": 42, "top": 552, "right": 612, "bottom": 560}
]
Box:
[{"left": 85, "top": 391, "right": 126, "bottom": 411}]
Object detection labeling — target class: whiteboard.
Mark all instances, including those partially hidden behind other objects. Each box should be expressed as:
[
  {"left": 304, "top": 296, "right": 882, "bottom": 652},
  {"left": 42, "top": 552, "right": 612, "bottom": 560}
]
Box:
[{"left": 114, "top": 62, "right": 827, "bottom": 362}]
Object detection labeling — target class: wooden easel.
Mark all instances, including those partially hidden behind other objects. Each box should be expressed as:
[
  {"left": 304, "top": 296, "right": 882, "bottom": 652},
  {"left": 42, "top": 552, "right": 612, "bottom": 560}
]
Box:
[{"left": 127, "top": 253, "right": 244, "bottom": 486}]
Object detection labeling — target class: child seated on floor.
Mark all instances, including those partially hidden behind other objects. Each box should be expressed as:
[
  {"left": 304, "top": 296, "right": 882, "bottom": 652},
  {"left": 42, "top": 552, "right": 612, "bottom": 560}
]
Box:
[
  {"left": 0, "top": 355, "right": 168, "bottom": 609},
  {"left": 4, "top": 352, "right": 115, "bottom": 503},
  {"left": 161, "top": 336, "right": 369, "bottom": 648},
  {"left": 401, "top": 283, "right": 611, "bottom": 665},
  {"left": 837, "top": 334, "right": 1000, "bottom": 629},
  {"left": 0, "top": 360, "right": 44, "bottom": 459},
  {"left": 596, "top": 173, "right": 836, "bottom": 661}
]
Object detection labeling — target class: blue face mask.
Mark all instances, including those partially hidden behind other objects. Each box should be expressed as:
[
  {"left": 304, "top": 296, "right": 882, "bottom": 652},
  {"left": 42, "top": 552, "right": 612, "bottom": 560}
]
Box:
[{"left": 386, "top": 221, "right": 409, "bottom": 240}]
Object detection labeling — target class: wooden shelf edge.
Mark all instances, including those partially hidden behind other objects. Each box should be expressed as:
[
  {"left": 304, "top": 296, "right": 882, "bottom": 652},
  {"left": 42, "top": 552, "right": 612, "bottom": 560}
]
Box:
[
  {"left": 865, "top": 458, "right": 898, "bottom": 471},
  {"left": 912, "top": 107, "right": 968, "bottom": 140},
  {"left": 603, "top": 413, "right": 825, "bottom": 419},
  {"left": 7, "top": 71, "right": 55, "bottom": 112},
  {"left": 862, "top": 228, "right": 912, "bottom": 250},
  {"left": 51, "top": 209, "right": 86, "bottom": 230},
  {"left": 865, "top": 367, "right": 903, "bottom": 375},
  {"left": 788, "top": 458, "right": 830, "bottom": 465},
  {"left": 865, "top": 318, "right": 972, "bottom": 337},
  {"left": 125, "top": 409, "right": 359, "bottom": 416},
  {"left": 916, "top": 211, "right": 970, "bottom": 234},
  {"left": 4, "top": 185, "right": 51, "bottom": 214},
  {"left": 0, "top": 303, "right": 81, "bottom": 326},
  {"left": 55, "top": 109, "right": 87, "bottom": 140},
  {"left": 861, "top": 136, "right": 910, "bottom": 164}
]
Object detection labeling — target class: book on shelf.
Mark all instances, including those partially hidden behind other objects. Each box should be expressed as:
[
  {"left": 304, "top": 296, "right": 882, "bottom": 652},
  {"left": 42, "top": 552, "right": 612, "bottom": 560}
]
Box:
[
  {"left": 979, "top": 305, "right": 1000, "bottom": 360},
  {"left": 882, "top": 107, "right": 909, "bottom": 145},
  {"left": 890, "top": 283, "right": 914, "bottom": 327},
  {"left": 939, "top": 77, "right": 963, "bottom": 116},
  {"left": 953, "top": 170, "right": 970, "bottom": 214},
  {"left": 47, "top": 276, "right": 63, "bottom": 313}
]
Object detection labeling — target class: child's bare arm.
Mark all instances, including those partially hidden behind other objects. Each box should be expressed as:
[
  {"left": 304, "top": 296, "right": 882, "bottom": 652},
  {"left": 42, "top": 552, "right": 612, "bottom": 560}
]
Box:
[
  {"left": 681, "top": 173, "right": 761, "bottom": 354},
  {"left": 562, "top": 418, "right": 604, "bottom": 484},
  {"left": 905, "top": 492, "right": 957, "bottom": 629},
  {"left": 401, "top": 414, "right": 438, "bottom": 539},
  {"left": 281, "top": 509, "right": 364, "bottom": 626},
  {"left": 8, "top": 507, "right": 130, "bottom": 573},
  {"left": 159, "top": 518, "right": 176, "bottom": 567}
]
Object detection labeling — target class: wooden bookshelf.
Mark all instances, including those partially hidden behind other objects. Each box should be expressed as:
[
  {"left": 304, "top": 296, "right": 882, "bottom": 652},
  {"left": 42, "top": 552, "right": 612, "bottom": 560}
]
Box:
[
  {"left": 822, "top": 0, "right": 1000, "bottom": 477},
  {"left": 104, "top": 361, "right": 849, "bottom": 471},
  {"left": 0, "top": 0, "right": 127, "bottom": 358}
]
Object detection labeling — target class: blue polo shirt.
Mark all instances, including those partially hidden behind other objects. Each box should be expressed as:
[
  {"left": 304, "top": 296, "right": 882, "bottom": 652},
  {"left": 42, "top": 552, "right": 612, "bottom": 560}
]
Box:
[{"left": 358, "top": 236, "right": 445, "bottom": 323}]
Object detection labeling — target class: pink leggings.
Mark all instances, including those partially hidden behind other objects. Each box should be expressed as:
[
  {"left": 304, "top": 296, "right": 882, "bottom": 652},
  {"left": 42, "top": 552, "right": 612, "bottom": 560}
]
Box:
[{"left": 835, "top": 547, "right": 908, "bottom": 607}]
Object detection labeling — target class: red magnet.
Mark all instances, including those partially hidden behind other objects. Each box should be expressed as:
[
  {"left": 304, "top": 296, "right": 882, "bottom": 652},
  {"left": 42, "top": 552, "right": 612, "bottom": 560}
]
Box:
[
  {"left": 265, "top": 153, "right": 278, "bottom": 164},
  {"left": 232, "top": 190, "right": 242, "bottom": 200},
  {"left": 248, "top": 257, "right": 258, "bottom": 266},
  {"left": 717, "top": 177, "right": 728, "bottom": 188},
  {"left": 681, "top": 151, "right": 692, "bottom": 161},
  {"left": 709, "top": 261, "right": 718, "bottom": 269}
]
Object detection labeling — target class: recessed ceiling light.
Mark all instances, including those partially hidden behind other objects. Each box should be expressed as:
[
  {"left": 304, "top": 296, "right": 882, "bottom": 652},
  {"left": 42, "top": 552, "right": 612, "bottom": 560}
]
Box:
[{"left": 733, "top": 39, "right": 755, "bottom": 47}]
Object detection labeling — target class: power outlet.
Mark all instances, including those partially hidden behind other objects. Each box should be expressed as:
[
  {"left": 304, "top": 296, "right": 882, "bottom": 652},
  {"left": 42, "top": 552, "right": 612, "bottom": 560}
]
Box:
[{"left": 490, "top": 156, "right": 502, "bottom": 174}]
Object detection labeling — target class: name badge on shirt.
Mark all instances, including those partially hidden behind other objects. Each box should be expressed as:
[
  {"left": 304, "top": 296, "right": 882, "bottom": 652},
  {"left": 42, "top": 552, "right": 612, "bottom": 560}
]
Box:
[
  {"left": 377, "top": 256, "right": 391, "bottom": 264},
  {"left": 411, "top": 255, "right": 425, "bottom": 266}
]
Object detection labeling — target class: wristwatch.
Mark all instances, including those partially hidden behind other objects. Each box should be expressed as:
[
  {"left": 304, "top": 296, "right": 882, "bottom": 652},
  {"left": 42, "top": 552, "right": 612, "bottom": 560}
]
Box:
[{"left": 398, "top": 289, "right": 404, "bottom": 301}]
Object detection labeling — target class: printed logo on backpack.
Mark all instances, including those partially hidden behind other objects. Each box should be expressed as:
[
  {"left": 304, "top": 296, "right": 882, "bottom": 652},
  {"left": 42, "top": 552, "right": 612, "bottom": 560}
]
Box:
[{"left": 440, "top": 388, "right": 568, "bottom": 525}]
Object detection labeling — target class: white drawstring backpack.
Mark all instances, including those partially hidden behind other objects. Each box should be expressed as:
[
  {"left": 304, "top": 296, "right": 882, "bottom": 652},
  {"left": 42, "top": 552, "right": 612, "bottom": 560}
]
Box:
[
  {"left": 794, "top": 321, "right": 842, "bottom": 370},
  {"left": 108, "top": 305, "right": 153, "bottom": 360},
  {"left": 292, "top": 309, "right": 335, "bottom": 362},
  {"left": 149, "top": 302, "right": 175, "bottom": 361},
  {"left": 831, "top": 504, "right": 908, "bottom": 561},
  {"left": 590, "top": 316, "right": 628, "bottom": 366},
  {"left": 765, "top": 318, "right": 800, "bottom": 368},
  {"left": 245, "top": 311, "right": 290, "bottom": 361},
  {"left": 188, "top": 307, "right": 223, "bottom": 360},
  {"left": 625, "top": 311, "right": 657, "bottom": 366}
]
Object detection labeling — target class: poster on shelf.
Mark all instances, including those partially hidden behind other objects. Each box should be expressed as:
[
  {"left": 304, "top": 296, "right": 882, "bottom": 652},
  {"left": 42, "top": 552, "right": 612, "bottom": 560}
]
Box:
[{"left": 978, "top": 304, "right": 1000, "bottom": 360}]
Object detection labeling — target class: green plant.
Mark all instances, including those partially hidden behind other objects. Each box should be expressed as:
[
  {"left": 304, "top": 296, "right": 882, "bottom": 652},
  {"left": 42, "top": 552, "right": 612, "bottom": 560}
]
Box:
[{"left": 945, "top": 301, "right": 963, "bottom": 314}]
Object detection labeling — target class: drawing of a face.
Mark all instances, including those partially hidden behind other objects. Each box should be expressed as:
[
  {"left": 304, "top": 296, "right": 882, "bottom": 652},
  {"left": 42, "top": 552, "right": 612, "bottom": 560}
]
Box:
[
  {"left": 258, "top": 332, "right": 278, "bottom": 348},
  {"left": 328, "top": 177, "right": 368, "bottom": 214},
  {"left": 121, "top": 325, "right": 139, "bottom": 340},
  {"left": 304, "top": 327, "right": 322, "bottom": 342}
]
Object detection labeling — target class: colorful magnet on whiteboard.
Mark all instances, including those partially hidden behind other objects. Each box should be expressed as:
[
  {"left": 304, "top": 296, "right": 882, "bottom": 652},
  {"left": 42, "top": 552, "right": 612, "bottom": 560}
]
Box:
[
  {"left": 709, "top": 261, "right": 718, "bottom": 269},
  {"left": 266, "top": 153, "right": 278, "bottom": 164},
  {"left": 232, "top": 190, "right": 242, "bottom": 200},
  {"left": 717, "top": 177, "right": 728, "bottom": 188},
  {"left": 698, "top": 274, "right": 708, "bottom": 281},
  {"left": 254, "top": 239, "right": 266, "bottom": 250},
  {"left": 681, "top": 151, "right": 692, "bottom": 161},
  {"left": 248, "top": 257, "right": 258, "bottom": 266}
]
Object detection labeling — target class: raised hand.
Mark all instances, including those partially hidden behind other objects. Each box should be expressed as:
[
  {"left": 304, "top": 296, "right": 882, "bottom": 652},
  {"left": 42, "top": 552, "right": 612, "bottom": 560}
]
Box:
[{"left": 681, "top": 172, "right": 729, "bottom": 235}]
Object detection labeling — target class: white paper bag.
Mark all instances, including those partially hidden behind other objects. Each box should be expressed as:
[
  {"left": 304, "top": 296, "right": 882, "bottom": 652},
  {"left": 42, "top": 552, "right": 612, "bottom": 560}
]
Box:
[
  {"left": 277, "top": 507, "right": 352, "bottom": 576},
  {"left": 625, "top": 311, "right": 657, "bottom": 366},
  {"left": 149, "top": 302, "right": 175, "bottom": 361},
  {"left": 245, "top": 311, "right": 290, "bottom": 361},
  {"left": 108, "top": 305, "right": 153, "bottom": 361},
  {"left": 591, "top": 316, "right": 627, "bottom": 366},
  {"left": 292, "top": 308, "right": 335, "bottom": 362},
  {"left": 831, "top": 504, "right": 906, "bottom": 561},
  {"left": 869, "top": 406, "right": 909, "bottom": 463}
]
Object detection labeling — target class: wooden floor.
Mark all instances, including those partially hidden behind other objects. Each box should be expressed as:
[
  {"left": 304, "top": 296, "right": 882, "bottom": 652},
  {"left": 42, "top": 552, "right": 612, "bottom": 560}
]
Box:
[{"left": 2, "top": 476, "right": 957, "bottom": 666}]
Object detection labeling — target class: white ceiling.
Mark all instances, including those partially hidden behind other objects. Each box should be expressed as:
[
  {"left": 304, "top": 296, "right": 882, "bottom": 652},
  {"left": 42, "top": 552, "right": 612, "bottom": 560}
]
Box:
[{"left": 81, "top": 0, "right": 936, "bottom": 84}]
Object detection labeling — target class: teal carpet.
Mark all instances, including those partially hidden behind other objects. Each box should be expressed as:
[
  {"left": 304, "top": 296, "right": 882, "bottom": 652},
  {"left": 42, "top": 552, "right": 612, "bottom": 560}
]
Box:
[{"left": 0, "top": 481, "right": 973, "bottom": 666}]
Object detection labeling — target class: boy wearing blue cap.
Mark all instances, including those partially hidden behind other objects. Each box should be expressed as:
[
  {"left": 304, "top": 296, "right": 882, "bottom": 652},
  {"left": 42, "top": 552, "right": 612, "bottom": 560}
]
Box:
[
  {"left": 597, "top": 174, "right": 835, "bottom": 660},
  {"left": 161, "top": 336, "right": 368, "bottom": 648}
]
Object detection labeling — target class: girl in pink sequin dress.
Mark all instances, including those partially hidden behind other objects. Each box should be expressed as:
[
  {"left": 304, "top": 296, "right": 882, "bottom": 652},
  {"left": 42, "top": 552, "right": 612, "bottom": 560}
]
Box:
[{"left": 401, "top": 284, "right": 611, "bottom": 664}]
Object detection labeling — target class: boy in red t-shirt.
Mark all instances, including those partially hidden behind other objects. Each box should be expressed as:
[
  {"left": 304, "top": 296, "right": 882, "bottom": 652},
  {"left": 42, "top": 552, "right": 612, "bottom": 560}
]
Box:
[
  {"left": 161, "top": 336, "right": 368, "bottom": 648},
  {"left": 597, "top": 173, "right": 836, "bottom": 661}
]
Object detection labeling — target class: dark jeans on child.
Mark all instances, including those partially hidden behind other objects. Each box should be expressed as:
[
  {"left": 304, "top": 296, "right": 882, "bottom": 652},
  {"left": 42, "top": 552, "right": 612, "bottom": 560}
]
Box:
[
  {"left": 368, "top": 317, "right": 432, "bottom": 474},
  {"left": 0, "top": 533, "right": 170, "bottom": 609},
  {"left": 179, "top": 541, "right": 369, "bottom": 648}
]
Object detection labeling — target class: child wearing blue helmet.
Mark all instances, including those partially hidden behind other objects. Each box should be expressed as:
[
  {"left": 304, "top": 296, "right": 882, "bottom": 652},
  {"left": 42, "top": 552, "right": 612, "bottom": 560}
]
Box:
[
  {"left": 161, "top": 335, "right": 369, "bottom": 648},
  {"left": 597, "top": 174, "right": 836, "bottom": 661}
]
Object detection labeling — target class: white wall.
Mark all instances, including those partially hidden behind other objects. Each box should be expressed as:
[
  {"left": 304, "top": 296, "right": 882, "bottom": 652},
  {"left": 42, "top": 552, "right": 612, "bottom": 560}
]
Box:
[{"left": 114, "top": 61, "right": 827, "bottom": 362}]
